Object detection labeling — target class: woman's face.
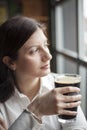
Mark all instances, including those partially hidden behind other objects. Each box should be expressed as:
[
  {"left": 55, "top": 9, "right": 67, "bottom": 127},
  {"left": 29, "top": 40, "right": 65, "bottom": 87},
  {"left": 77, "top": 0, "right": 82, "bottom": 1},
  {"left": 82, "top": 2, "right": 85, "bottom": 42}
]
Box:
[{"left": 14, "top": 28, "right": 52, "bottom": 78}]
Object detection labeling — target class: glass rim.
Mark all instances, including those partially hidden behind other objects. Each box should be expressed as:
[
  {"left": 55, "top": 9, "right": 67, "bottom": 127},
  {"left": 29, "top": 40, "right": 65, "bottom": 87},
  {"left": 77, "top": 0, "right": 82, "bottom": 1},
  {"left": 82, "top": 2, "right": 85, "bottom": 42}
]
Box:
[{"left": 54, "top": 73, "right": 81, "bottom": 81}]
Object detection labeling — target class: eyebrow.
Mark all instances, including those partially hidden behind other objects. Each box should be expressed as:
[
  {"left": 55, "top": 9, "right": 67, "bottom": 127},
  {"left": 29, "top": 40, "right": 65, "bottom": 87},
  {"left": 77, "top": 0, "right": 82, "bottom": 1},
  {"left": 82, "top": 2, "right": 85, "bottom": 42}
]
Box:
[{"left": 24, "top": 38, "right": 48, "bottom": 50}]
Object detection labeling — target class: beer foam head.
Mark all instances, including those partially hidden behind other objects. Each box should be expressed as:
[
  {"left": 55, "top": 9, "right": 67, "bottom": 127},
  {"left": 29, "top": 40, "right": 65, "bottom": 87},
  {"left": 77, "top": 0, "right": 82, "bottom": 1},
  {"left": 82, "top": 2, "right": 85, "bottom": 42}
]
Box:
[{"left": 55, "top": 74, "right": 81, "bottom": 84}]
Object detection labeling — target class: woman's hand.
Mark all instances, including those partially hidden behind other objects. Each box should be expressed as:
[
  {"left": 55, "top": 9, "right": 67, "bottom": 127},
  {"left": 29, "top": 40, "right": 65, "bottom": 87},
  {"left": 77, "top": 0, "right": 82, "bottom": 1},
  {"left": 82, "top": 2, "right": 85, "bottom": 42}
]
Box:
[
  {"left": 0, "top": 117, "right": 7, "bottom": 130},
  {"left": 28, "top": 87, "right": 81, "bottom": 119}
]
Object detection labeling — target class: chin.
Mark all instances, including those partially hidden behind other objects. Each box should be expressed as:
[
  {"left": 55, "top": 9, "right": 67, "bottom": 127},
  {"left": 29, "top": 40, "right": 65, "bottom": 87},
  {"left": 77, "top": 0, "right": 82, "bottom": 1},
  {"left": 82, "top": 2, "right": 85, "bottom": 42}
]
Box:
[{"left": 40, "top": 70, "right": 51, "bottom": 77}]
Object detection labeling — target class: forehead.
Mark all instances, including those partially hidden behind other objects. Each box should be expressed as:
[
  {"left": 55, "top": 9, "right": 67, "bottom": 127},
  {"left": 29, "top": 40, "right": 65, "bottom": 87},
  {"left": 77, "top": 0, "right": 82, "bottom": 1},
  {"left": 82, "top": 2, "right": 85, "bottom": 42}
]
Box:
[{"left": 23, "top": 28, "right": 47, "bottom": 47}]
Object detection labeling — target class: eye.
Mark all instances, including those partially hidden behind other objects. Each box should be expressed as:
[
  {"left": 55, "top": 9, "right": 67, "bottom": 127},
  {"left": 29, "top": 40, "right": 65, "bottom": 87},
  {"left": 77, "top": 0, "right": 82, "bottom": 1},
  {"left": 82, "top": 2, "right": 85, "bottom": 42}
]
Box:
[
  {"left": 43, "top": 43, "right": 50, "bottom": 51},
  {"left": 44, "top": 43, "right": 50, "bottom": 48},
  {"left": 29, "top": 47, "right": 39, "bottom": 55}
]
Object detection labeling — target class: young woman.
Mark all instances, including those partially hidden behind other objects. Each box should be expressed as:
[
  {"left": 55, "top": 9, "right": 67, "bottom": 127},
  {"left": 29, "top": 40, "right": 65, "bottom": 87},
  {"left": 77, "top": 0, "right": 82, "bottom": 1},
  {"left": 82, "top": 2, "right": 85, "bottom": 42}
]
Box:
[{"left": 0, "top": 15, "right": 87, "bottom": 130}]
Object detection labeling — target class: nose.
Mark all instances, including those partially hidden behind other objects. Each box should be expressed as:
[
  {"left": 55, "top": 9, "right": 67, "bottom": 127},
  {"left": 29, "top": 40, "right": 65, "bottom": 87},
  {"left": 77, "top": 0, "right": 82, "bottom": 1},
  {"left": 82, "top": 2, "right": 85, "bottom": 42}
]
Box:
[{"left": 41, "top": 49, "right": 52, "bottom": 62}]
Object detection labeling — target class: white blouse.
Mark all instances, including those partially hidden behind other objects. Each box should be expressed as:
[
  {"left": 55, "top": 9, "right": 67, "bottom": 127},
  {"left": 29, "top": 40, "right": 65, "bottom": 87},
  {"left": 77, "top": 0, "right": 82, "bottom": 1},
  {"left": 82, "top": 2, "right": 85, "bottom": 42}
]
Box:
[{"left": 0, "top": 73, "right": 87, "bottom": 130}]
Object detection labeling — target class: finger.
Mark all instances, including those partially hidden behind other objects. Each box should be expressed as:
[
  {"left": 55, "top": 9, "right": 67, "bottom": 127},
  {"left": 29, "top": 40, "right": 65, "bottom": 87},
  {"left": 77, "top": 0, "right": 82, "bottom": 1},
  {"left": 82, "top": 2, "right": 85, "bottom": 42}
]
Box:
[
  {"left": 64, "top": 101, "right": 81, "bottom": 108},
  {"left": 57, "top": 100, "right": 81, "bottom": 110},
  {"left": 0, "top": 124, "right": 6, "bottom": 130},
  {"left": 63, "top": 94, "right": 82, "bottom": 102},
  {"left": 0, "top": 119, "right": 6, "bottom": 130},
  {"left": 57, "top": 87, "right": 80, "bottom": 94},
  {"left": 58, "top": 109, "right": 77, "bottom": 116}
]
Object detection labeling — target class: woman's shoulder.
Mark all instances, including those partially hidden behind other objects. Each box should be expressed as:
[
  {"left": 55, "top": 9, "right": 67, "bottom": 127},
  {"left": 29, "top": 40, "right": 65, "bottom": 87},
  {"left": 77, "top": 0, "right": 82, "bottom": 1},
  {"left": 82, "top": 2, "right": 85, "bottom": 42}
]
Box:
[
  {"left": 0, "top": 102, "right": 6, "bottom": 112},
  {"left": 0, "top": 102, "right": 4, "bottom": 107},
  {"left": 0, "top": 102, "right": 5, "bottom": 118}
]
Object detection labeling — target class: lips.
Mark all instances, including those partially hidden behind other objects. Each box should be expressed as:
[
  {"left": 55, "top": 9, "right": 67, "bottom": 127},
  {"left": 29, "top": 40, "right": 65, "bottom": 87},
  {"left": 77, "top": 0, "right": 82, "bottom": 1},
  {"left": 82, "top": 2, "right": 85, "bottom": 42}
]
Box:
[{"left": 41, "top": 64, "right": 50, "bottom": 69}]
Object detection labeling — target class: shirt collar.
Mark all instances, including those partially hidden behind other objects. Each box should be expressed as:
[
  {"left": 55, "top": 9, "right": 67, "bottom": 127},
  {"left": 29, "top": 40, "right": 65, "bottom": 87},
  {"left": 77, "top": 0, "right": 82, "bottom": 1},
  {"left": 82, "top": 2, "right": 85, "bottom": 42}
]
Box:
[{"left": 13, "top": 73, "right": 54, "bottom": 110}]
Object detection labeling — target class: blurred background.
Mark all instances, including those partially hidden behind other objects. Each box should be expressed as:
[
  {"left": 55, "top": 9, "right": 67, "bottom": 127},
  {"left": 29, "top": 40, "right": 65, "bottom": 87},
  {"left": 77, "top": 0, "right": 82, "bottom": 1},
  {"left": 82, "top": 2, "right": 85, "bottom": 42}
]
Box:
[{"left": 0, "top": 0, "right": 87, "bottom": 119}]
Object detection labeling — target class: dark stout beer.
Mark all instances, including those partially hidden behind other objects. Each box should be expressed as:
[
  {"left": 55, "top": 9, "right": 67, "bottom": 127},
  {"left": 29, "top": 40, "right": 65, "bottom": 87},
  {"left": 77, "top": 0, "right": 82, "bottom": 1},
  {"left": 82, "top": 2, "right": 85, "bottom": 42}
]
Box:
[{"left": 55, "top": 74, "right": 81, "bottom": 120}]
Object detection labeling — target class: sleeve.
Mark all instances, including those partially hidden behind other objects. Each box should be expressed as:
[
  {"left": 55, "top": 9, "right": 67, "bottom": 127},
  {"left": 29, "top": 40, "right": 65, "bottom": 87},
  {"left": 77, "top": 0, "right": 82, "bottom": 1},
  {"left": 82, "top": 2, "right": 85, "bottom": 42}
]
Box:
[
  {"left": 8, "top": 110, "right": 59, "bottom": 130},
  {"left": 8, "top": 110, "right": 44, "bottom": 130},
  {"left": 61, "top": 106, "right": 87, "bottom": 130}
]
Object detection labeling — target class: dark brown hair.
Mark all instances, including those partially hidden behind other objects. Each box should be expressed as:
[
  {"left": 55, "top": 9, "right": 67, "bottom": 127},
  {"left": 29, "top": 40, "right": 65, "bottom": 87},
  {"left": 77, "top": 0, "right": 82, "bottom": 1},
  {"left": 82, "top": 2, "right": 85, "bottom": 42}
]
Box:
[{"left": 0, "top": 15, "right": 45, "bottom": 102}]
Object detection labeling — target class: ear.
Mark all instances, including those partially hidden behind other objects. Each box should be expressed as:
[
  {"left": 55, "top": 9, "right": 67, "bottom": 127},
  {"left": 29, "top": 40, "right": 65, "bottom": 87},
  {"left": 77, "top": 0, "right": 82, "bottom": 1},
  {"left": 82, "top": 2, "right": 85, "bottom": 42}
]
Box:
[{"left": 2, "top": 56, "right": 16, "bottom": 71}]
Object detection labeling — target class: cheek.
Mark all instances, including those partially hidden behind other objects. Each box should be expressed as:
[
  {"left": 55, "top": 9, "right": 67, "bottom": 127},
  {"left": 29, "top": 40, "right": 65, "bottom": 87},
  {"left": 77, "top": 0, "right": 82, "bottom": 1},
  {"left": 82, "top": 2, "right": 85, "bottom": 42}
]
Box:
[{"left": 16, "top": 57, "right": 40, "bottom": 73}]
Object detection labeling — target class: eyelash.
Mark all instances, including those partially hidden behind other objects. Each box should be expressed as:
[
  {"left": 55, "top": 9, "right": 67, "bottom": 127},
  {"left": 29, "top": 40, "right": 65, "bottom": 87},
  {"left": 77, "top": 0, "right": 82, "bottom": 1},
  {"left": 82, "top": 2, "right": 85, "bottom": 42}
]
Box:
[{"left": 45, "top": 43, "right": 50, "bottom": 47}]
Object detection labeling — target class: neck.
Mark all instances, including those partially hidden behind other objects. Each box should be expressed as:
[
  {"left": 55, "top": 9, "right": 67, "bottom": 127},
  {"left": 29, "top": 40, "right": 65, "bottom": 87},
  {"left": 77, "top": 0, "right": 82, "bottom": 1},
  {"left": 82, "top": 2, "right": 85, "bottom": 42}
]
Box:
[{"left": 16, "top": 77, "right": 40, "bottom": 101}]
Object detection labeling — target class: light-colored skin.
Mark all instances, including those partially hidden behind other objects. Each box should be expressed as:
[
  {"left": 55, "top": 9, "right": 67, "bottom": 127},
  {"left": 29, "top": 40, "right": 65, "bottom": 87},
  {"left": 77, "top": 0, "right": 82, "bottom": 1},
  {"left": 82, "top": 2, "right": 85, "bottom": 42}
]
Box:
[
  {"left": 0, "top": 117, "right": 7, "bottom": 130},
  {"left": 2, "top": 28, "right": 81, "bottom": 128}
]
